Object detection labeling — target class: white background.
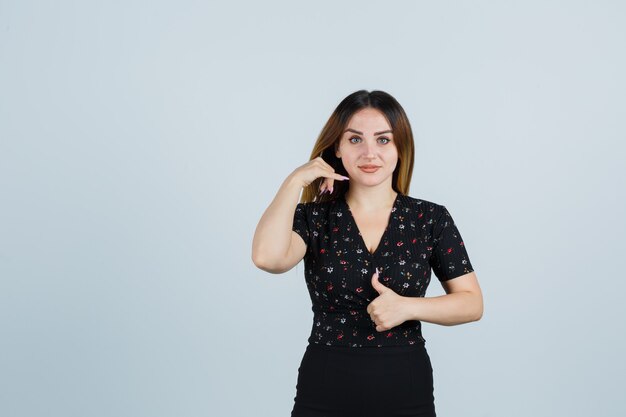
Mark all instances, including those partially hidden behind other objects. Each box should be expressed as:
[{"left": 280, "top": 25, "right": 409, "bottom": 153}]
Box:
[{"left": 1, "top": 1, "right": 624, "bottom": 416}]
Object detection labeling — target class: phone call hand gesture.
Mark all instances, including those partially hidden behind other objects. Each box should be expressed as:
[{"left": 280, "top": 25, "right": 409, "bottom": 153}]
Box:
[{"left": 291, "top": 156, "right": 349, "bottom": 193}]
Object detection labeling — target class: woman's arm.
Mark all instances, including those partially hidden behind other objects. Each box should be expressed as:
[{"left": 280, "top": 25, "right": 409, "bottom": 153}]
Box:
[
  {"left": 402, "top": 271, "right": 483, "bottom": 326},
  {"left": 251, "top": 173, "right": 304, "bottom": 272},
  {"left": 253, "top": 157, "right": 349, "bottom": 273}
]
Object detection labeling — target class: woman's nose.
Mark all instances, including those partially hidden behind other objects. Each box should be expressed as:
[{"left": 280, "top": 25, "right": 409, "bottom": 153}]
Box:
[{"left": 364, "top": 142, "right": 377, "bottom": 158}]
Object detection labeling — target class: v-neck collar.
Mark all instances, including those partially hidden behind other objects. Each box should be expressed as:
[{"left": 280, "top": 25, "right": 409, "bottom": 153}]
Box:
[{"left": 341, "top": 192, "right": 400, "bottom": 258}]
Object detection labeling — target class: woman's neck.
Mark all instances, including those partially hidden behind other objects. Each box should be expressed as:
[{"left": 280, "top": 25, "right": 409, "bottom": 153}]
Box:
[{"left": 344, "top": 187, "right": 398, "bottom": 212}]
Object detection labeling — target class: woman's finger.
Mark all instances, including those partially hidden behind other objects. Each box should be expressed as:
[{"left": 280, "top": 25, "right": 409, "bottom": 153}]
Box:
[
  {"left": 315, "top": 156, "right": 340, "bottom": 174},
  {"left": 320, "top": 173, "right": 349, "bottom": 194},
  {"left": 318, "top": 179, "right": 326, "bottom": 194},
  {"left": 309, "top": 157, "right": 349, "bottom": 194}
]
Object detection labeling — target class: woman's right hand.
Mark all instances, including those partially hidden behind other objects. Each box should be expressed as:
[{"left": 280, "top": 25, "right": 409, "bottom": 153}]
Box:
[{"left": 290, "top": 156, "right": 349, "bottom": 193}]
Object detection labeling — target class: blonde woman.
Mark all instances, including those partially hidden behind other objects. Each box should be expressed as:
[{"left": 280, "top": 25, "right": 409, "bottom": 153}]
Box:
[{"left": 252, "top": 89, "right": 483, "bottom": 417}]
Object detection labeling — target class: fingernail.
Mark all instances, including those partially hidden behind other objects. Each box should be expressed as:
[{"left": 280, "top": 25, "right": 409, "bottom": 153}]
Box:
[
  {"left": 341, "top": 176, "right": 350, "bottom": 180},
  {"left": 329, "top": 186, "right": 333, "bottom": 194}
]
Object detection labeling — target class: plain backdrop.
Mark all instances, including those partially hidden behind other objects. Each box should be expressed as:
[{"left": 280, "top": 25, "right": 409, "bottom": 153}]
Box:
[{"left": 1, "top": 1, "right": 625, "bottom": 416}]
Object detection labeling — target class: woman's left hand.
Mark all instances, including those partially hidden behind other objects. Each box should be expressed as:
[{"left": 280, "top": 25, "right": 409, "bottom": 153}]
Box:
[{"left": 366, "top": 269, "right": 412, "bottom": 332}]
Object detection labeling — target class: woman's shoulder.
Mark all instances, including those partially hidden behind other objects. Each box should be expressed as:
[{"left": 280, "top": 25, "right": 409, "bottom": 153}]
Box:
[
  {"left": 298, "top": 194, "right": 447, "bottom": 214},
  {"left": 295, "top": 198, "right": 340, "bottom": 216},
  {"left": 296, "top": 198, "right": 339, "bottom": 208},
  {"left": 400, "top": 194, "right": 445, "bottom": 213}
]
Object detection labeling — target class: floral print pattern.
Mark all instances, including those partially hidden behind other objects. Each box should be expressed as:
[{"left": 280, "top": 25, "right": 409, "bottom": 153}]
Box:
[{"left": 292, "top": 193, "right": 474, "bottom": 348}]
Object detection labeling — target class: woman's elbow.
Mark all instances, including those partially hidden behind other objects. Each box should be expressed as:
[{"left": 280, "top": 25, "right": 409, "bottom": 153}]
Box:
[
  {"left": 473, "top": 298, "right": 484, "bottom": 321},
  {"left": 252, "top": 253, "right": 287, "bottom": 274}
]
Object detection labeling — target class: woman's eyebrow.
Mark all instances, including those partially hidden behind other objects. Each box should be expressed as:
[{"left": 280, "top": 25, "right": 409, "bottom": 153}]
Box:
[{"left": 344, "top": 128, "right": 392, "bottom": 135}]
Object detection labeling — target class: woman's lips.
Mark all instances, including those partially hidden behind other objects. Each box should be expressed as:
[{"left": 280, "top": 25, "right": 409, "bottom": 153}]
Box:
[{"left": 359, "top": 166, "right": 381, "bottom": 173}]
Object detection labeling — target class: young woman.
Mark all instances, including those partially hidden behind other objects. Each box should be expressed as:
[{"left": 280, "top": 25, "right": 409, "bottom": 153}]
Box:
[{"left": 252, "top": 90, "right": 483, "bottom": 417}]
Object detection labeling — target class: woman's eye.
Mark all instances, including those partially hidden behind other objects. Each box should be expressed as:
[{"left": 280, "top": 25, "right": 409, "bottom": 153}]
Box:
[{"left": 349, "top": 136, "right": 392, "bottom": 144}]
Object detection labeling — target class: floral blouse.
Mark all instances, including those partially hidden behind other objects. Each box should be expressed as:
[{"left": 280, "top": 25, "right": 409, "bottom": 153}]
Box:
[{"left": 291, "top": 193, "right": 475, "bottom": 348}]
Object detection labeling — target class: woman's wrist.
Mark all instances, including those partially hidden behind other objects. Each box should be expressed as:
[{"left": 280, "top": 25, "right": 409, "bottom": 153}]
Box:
[
  {"left": 402, "top": 295, "right": 422, "bottom": 321},
  {"left": 284, "top": 172, "right": 307, "bottom": 190}
]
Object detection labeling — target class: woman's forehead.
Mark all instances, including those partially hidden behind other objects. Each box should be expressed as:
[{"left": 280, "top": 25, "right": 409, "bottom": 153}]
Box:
[{"left": 345, "top": 109, "right": 392, "bottom": 132}]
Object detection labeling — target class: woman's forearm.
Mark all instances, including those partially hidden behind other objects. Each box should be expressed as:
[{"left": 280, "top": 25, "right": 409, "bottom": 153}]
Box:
[
  {"left": 403, "top": 291, "right": 483, "bottom": 326},
  {"left": 251, "top": 173, "right": 303, "bottom": 270}
]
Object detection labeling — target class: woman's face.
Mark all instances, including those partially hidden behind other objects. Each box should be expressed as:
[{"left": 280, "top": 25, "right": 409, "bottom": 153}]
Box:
[{"left": 335, "top": 107, "right": 399, "bottom": 188}]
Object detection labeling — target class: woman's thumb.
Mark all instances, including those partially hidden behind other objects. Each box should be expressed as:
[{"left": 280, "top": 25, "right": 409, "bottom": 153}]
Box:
[{"left": 371, "top": 268, "right": 386, "bottom": 294}]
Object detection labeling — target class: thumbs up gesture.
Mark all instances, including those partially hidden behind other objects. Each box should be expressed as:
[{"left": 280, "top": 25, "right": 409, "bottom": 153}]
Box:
[{"left": 366, "top": 268, "right": 411, "bottom": 332}]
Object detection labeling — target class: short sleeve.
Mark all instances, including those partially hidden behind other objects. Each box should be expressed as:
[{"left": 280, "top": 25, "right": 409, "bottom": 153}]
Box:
[
  {"left": 429, "top": 205, "right": 475, "bottom": 281},
  {"left": 292, "top": 203, "right": 310, "bottom": 247}
]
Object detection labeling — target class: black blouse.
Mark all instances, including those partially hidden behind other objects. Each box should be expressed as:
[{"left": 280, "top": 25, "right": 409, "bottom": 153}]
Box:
[{"left": 292, "top": 193, "right": 475, "bottom": 348}]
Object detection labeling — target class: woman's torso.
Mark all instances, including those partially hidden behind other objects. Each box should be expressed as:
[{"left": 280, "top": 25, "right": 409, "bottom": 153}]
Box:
[{"left": 293, "top": 193, "right": 472, "bottom": 348}]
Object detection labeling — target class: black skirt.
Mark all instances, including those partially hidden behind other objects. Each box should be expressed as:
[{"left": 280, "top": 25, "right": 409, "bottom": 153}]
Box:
[{"left": 291, "top": 342, "right": 436, "bottom": 417}]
